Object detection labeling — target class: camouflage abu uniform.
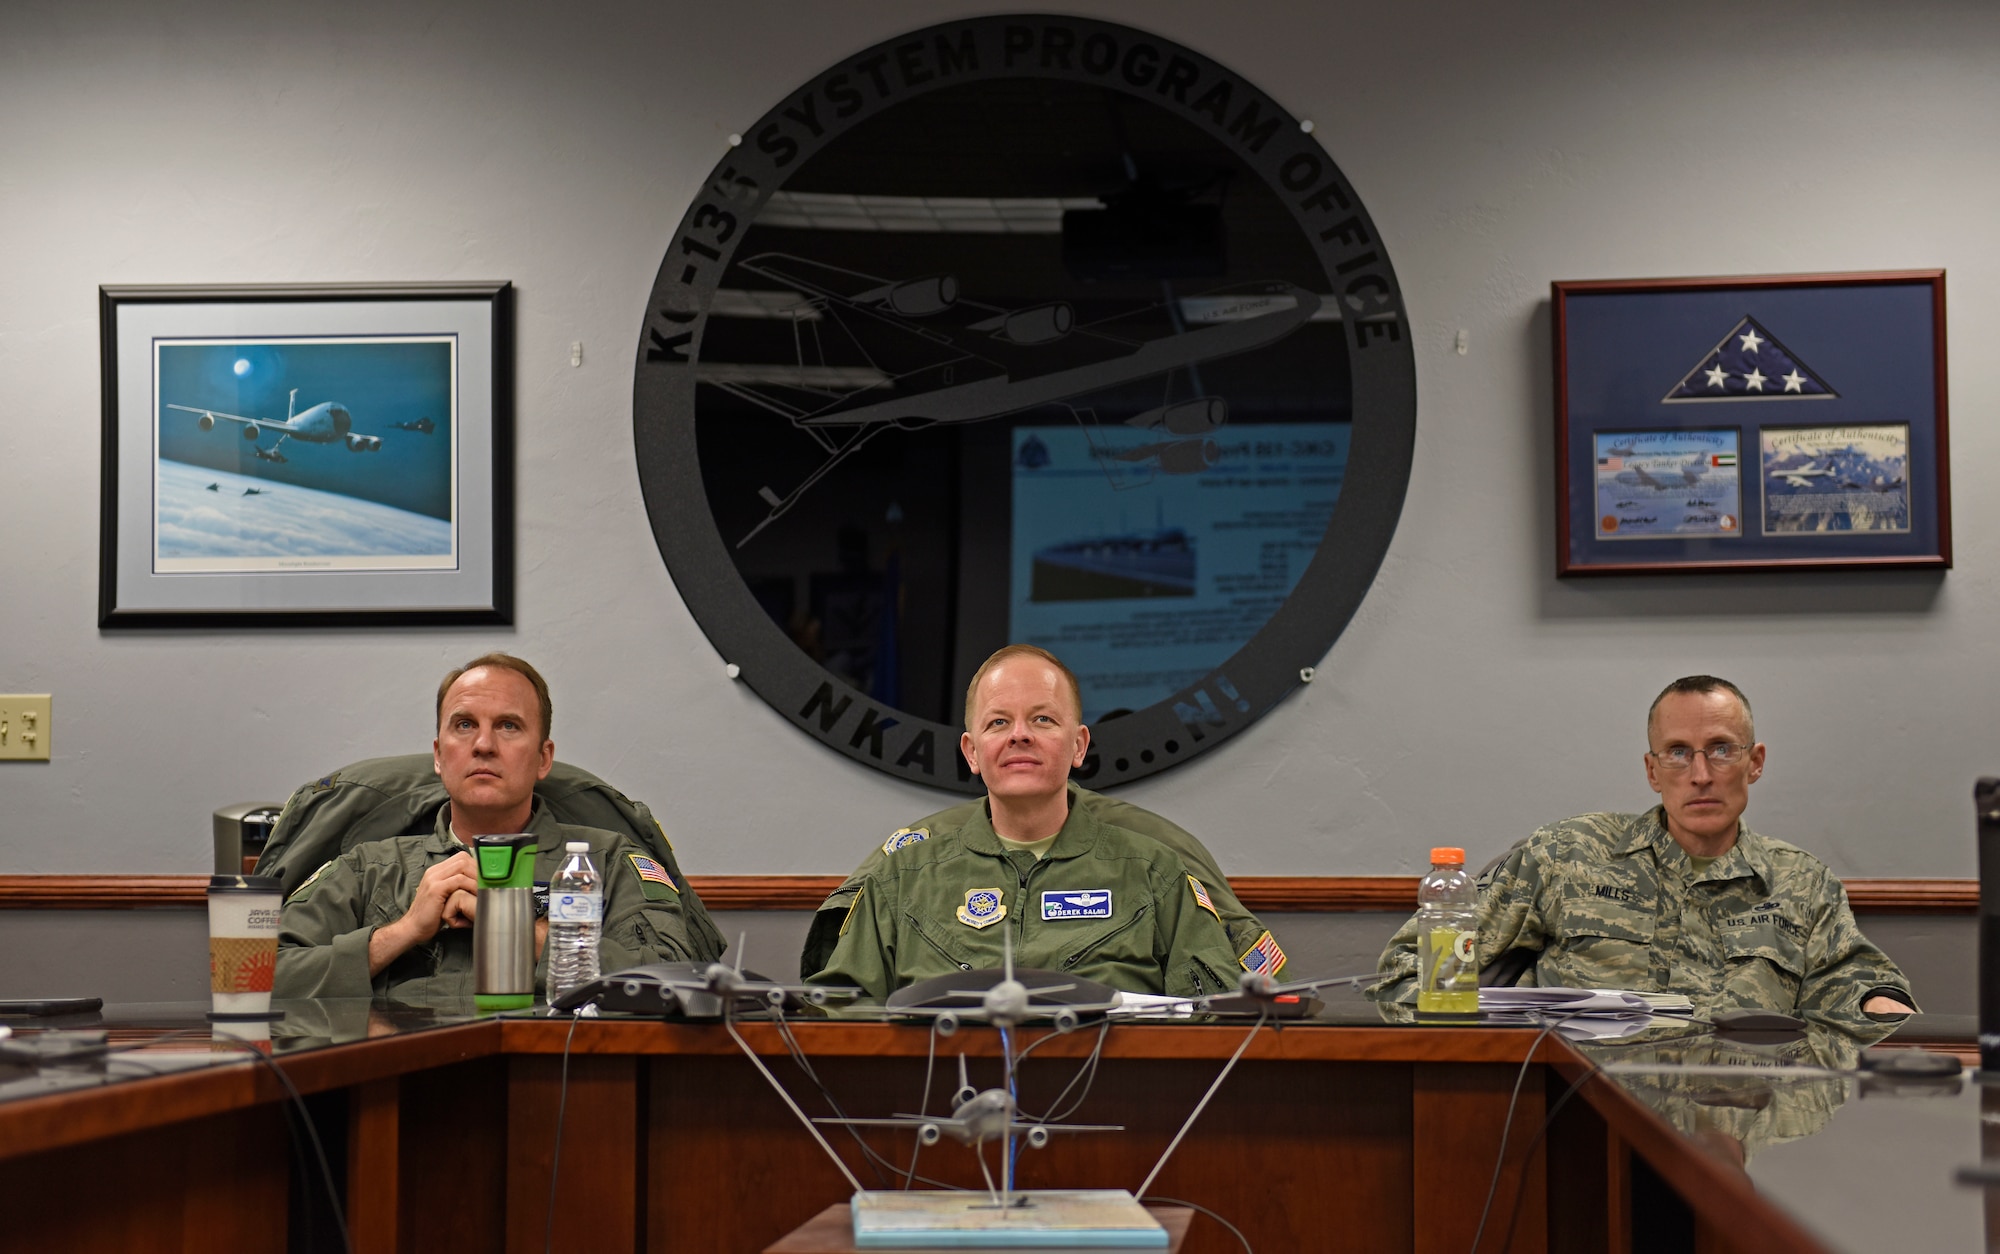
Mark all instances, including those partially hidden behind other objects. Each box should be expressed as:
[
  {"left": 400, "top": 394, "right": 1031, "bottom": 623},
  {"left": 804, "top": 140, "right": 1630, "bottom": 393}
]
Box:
[
  {"left": 799, "top": 781, "right": 1286, "bottom": 980},
  {"left": 808, "top": 800, "right": 1241, "bottom": 1001},
  {"left": 1577, "top": 1018, "right": 1896, "bottom": 1164},
  {"left": 1369, "top": 808, "right": 1914, "bottom": 1016},
  {"left": 275, "top": 798, "right": 704, "bottom": 1001}
]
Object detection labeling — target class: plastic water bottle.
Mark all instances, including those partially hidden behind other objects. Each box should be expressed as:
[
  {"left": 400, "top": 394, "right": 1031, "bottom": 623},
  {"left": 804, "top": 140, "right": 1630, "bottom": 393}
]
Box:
[
  {"left": 547, "top": 841, "right": 602, "bottom": 1005},
  {"left": 1415, "top": 846, "right": 1480, "bottom": 1020}
]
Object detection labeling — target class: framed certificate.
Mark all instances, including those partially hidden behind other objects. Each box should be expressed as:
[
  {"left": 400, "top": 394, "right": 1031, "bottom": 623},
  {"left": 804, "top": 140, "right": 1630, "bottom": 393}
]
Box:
[{"left": 1553, "top": 271, "right": 1948, "bottom": 575}]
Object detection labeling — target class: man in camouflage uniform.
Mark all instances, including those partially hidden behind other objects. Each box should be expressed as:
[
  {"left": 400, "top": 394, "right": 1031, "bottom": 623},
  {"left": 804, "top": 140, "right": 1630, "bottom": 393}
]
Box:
[
  {"left": 808, "top": 646, "right": 1244, "bottom": 1001},
  {"left": 1573, "top": 1018, "right": 1899, "bottom": 1168},
  {"left": 275, "top": 654, "right": 707, "bottom": 1000},
  {"left": 1371, "top": 676, "right": 1915, "bottom": 1018}
]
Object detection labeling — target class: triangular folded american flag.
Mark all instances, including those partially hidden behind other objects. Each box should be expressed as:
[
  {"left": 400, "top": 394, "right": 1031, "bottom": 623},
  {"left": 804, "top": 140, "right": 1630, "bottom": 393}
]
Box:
[{"left": 1663, "top": 315, "right": 1836, "bottom": 402}]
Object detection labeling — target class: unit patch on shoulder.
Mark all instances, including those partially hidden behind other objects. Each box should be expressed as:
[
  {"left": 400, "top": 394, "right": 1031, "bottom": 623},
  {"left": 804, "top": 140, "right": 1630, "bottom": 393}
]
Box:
[
  {"left": 627, "top": 853, "right": 679, "bottom": 901},
  {"left": 1187, "top": 875, "right": 1220, "bottom": 921},
  {"left": 307, "top": 771, "right": 343, "bottom": 795},
  {"left": 1239, "top": 930, "right": 1287, "bottom": 976},
  {"left": 882, "top": 826, "right": 930, "bottom": 856},
  {"left": 957, "top": 888, "right": 1006, "bottom": 929},
  {"left": 289, "top": 860, "right": 334, "bottom": 903},
  {"left": 1041, "top": 890, "right": 1112, "bottom": 921}
]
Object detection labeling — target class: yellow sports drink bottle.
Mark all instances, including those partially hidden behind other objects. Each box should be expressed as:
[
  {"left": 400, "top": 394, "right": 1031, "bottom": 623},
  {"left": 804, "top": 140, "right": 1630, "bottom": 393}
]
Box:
[{"left": 1416, "top": 846, "right": 1480, "bottom": 1020}]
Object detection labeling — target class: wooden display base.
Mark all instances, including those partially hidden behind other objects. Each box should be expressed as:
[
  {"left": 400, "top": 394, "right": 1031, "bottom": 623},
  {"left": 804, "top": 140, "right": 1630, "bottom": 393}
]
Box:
[{"left": 767, "top": 1203, "right": 1193, "bottom": 1253}]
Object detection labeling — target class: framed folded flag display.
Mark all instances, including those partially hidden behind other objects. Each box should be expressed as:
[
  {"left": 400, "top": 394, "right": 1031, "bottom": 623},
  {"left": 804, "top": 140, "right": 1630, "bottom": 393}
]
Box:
[{"left": 1553, "top": 271, "right": 1948, "bottom": 575}]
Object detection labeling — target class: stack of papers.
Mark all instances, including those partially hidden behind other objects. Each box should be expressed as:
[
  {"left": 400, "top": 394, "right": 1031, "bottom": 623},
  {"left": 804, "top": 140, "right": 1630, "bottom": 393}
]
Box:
[
  {"left": 1107, "top": 992, "right": 1197, "bottom": 1018},
  {"left": 1478, "top": 987, "right": 1692, "bottom": 1039}
]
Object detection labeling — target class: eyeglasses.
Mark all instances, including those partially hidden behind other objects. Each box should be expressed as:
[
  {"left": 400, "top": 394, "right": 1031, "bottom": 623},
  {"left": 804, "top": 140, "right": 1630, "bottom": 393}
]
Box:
[{"left": 1649, "top": 743, "right": 1750, "bottom": 772}]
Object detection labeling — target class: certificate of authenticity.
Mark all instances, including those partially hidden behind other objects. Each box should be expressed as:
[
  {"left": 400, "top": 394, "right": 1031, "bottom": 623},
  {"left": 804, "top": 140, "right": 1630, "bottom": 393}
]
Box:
[{"left": 1593, "top": 430, "right": 1741, "bottom": 540}]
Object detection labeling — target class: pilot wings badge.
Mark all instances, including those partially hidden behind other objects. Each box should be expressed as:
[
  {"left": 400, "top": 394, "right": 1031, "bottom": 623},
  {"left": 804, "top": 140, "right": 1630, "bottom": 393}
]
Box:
[{"left": 957, "top": 888, "right": 1006, "bottom": 929}]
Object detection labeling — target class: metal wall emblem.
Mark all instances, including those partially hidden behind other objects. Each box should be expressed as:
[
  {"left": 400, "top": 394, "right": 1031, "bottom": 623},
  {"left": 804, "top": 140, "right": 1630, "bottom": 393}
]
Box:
[{"left": 634, "top": 16, "right": 1415, "bottom": 792}]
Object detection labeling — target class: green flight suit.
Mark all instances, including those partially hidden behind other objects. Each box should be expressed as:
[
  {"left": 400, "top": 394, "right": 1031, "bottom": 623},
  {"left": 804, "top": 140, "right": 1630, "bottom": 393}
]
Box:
[
  {"left": 254, "top": 753, "right": 723, "bottom": 963},
  {"left": 274, "top": 798, "right": 705, "bottom": 1001},
  {"left": 808, "top": 801, "right": 1242, "bottom": 1001},
  {"left": 1369, "top": 808, "right": 1916, "bottom": 1017},
  {"left": 798, "top": 782, "right": 1285, "bottom": 980}
]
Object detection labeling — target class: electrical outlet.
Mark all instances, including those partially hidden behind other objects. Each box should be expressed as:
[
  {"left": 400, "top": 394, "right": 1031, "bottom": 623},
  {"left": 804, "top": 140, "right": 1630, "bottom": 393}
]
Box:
[{"left": 0, "top": 695, "right": 51, "bottom": 761}]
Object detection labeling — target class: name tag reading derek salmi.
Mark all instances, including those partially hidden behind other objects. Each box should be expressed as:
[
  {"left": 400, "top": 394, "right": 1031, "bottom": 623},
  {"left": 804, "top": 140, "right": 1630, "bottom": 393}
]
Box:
[{"left": 1042, "top": 890, "right": 1114, "bottom": 920}]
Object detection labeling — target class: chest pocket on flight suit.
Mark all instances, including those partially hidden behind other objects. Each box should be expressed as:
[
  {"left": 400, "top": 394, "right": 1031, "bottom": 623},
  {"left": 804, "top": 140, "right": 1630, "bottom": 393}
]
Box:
[
  {"left": 1717, "top": 913, "right": 1807, "bottom": 1007},
  {"left": 1552, "top": 877, "right": 1657, "bottom": 983},
  {"left": 905, "top": 911, "right": 975, "bottom": 973},
  {"left": 1058, "top": 901, "right": 1153, "bottom": 972}
]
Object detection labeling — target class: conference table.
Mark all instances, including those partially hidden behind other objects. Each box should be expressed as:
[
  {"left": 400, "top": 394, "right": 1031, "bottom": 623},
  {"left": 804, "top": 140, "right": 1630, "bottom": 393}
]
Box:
[{"left": 0, "top": 992, "right": 1976, "bottom": 1254}]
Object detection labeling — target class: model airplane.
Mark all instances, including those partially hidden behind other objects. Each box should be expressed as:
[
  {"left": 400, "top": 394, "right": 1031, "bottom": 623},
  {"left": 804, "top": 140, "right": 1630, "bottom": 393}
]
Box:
[
  {"left": 168, "top": 387, "right": 383, "bottom": 459},
  {"left": 550, "top": 938, "right": 857, "bottom": 1018},
  {"left": 717, "top": 919, "right": 1282, "bottom": 1215},
  {"left": 814, "top": 1050, "right": 1120, "bottom": 1152},
  {"left": 1227, "top": 968, "right": 1383, "bottom": 1003},
  {"left": 870, "top": 924, "right": 1123, "bottom": 1035},
  {"left": 704, "top": 253, "right": 1320, "bottom": 547},
  {"left": 814, "top": 928, "right": 1127, "bottom": 1206}
]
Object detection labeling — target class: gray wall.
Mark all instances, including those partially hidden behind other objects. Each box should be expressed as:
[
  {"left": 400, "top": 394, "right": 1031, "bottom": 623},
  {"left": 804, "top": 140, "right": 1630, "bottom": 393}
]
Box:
[{"left": 3, "top": 2, "right": 1997, "bottom": 894}]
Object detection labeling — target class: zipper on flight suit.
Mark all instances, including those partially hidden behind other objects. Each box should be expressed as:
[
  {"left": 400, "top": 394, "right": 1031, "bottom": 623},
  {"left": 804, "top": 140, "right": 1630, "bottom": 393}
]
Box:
[
  {"left": 1061, "top": 902, "right": 1152, "bottom": 971},
  {"left": 905, "top": 914, "right": 973, "bottom": 971},
  {"left": 1011, "top": 854, "right": 1039, "bottom": 951}
]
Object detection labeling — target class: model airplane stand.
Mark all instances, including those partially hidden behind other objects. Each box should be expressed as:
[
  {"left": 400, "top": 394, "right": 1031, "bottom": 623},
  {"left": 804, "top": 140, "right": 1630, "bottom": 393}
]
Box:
[
  {"left": 740, "top": 932, "right": 1285, "bottom": 1251},
  {"left": 849, "top": 1189, "right": 1167, "bottom": 1249},
  {"left": 766, "top": 1203, "right": 1194, "bottom": 1253}
]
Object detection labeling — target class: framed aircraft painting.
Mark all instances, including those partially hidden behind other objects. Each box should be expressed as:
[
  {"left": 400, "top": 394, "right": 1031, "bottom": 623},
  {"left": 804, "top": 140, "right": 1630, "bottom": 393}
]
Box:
[
  {"left": 1553, "top": 270, "right": 1949, "bottom": 576},
  {"left": 98, "top": 282, "right": 513, "bottom": 626}
]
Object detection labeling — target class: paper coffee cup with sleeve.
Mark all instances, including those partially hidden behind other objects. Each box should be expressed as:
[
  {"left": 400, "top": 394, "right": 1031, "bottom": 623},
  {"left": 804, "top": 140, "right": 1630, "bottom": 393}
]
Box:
[{"left": 208, "top": 874, "right": 284, "bottom": 1018}]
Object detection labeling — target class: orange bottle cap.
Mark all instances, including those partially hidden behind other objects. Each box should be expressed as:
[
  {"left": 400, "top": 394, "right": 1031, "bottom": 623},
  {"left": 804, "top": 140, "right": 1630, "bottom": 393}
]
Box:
[{"left": 1429, "top": 847, "right": 1465, "bottom": 866}]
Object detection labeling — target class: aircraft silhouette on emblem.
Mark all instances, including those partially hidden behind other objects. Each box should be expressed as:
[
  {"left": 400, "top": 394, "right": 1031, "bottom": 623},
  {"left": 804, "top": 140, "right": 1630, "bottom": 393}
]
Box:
[{"left": 700, "top": 253, "right": 1321, "bottom": 548}]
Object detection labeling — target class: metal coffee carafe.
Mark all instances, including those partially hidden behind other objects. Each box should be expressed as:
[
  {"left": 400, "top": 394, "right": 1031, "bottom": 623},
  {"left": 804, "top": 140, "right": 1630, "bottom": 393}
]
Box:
[{"left": 472, "top": 834, "right": 538, "bottom": 1010}]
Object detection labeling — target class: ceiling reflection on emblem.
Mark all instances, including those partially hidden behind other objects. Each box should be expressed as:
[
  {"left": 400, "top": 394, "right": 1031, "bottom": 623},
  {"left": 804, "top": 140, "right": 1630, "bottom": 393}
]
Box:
[{"left": 705, "top": 251, "right": 1320, "bottom": 549}]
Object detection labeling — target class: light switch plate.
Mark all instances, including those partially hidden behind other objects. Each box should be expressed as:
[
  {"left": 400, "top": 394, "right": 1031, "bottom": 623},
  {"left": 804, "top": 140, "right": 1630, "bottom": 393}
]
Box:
[{"left": 0, "top": 695, "right": 52, "bottom": 761}]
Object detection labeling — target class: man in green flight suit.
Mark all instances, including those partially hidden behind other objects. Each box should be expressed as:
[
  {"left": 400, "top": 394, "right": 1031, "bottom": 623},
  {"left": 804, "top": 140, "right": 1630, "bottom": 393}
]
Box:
[
  {"left": 808, "top": 645, "right": 1245, "bottom": 1001},
  {"left": 1371, "top": 676, "right": 1916, "bottom": 1020},
  {"left": 799, "top": 780, "right": 1283, "bottom": 981},
  {"left": 275, "top": 654, "right": 706, "bottom": 1001}
]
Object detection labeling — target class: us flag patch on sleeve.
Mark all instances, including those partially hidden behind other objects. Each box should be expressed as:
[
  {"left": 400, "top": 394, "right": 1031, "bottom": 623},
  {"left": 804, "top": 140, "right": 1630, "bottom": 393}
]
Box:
[
  {"left": 1239, "top": 930, "right": 1286, "bottom": 975},
  {"left": 627, "top": 853, "right": 678, "bottom": 892},
  {"left": 1187, "top": 874, "right": 1220, "bottom": 920}
]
